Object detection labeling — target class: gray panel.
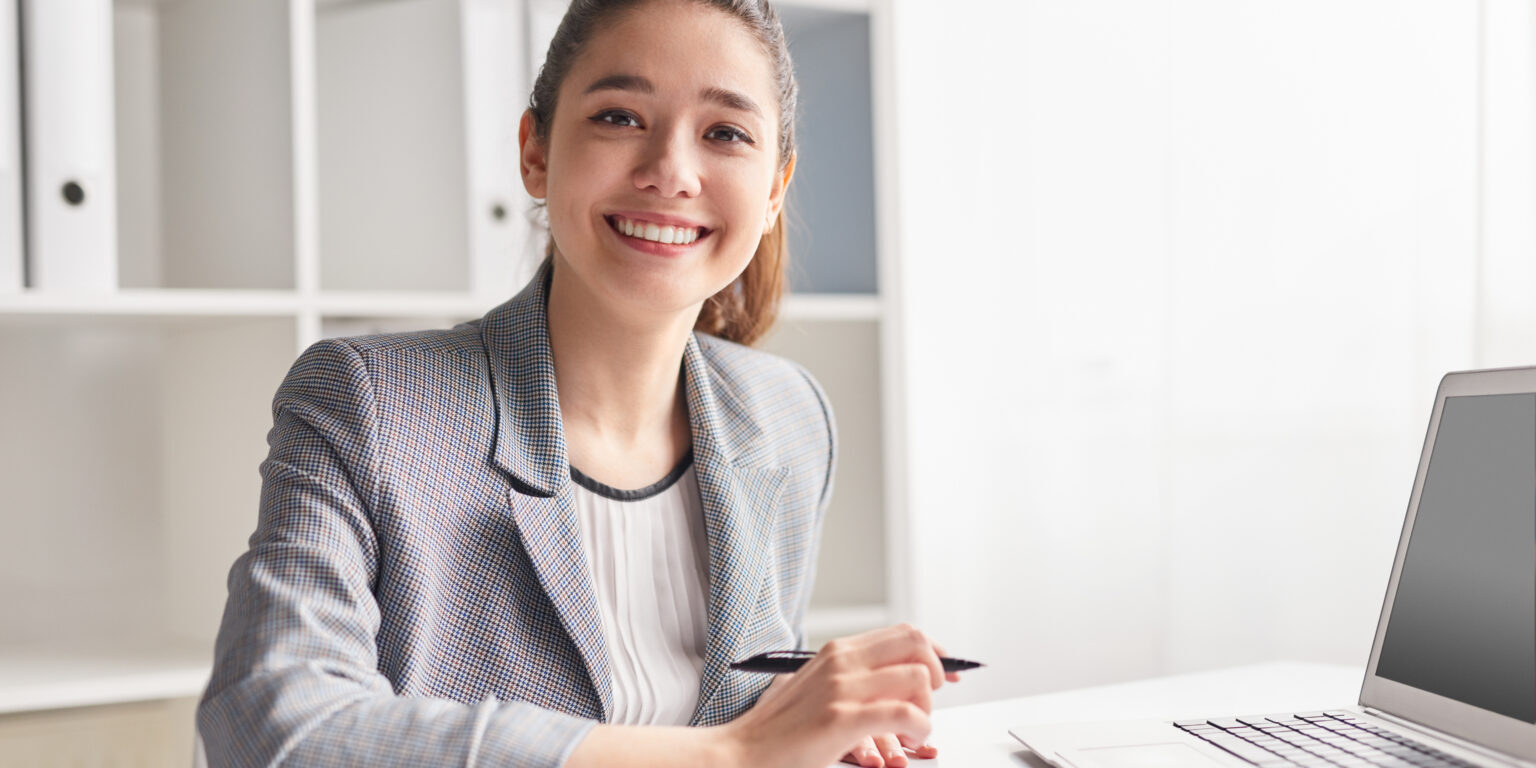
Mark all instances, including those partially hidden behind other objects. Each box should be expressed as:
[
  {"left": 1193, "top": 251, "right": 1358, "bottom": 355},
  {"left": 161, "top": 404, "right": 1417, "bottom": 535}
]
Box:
[{"left": 779, "top": 8, "right": 877, "bottom": 295}]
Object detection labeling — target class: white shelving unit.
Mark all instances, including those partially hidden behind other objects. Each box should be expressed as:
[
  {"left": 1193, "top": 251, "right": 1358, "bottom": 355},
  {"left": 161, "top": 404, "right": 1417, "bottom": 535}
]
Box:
[{"left": 0, "top": 0, "right": 903, "bottom": 757}]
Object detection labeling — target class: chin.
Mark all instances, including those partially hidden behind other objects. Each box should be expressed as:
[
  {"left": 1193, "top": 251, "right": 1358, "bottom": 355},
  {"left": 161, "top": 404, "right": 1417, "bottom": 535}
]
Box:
[{"left": 598, "top": 274, "right": 715, "bottom": 318}]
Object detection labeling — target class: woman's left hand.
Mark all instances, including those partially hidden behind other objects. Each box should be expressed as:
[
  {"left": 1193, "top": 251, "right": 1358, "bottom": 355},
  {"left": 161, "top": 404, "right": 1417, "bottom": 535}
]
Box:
[
  {"left": 753, "top": 629, "right": 963, "bottom": 767},
  {"left": 840, "top": 732, "right": 938, "bottom": 766},
  {"left": 837, "top": 638, "right": 962, "bottom": 766}
]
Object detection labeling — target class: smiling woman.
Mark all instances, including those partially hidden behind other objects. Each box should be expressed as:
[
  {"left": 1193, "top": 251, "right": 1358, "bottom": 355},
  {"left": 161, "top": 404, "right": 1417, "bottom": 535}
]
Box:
[{"left": 194, "top": 2, "right": 955, "bottom": 768}]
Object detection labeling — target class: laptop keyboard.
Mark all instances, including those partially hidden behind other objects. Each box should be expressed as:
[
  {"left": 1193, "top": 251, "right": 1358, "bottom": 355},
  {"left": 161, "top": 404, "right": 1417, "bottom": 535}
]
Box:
[{"left": 1173, "top": 711, "right": 1480, "bottom": 768}]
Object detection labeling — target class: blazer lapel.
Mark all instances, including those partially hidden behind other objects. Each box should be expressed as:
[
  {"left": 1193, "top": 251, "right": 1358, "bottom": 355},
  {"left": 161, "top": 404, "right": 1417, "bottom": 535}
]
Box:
[
  {"left": 683, "top": 335, "right": 790, "bottom": 726},
  {"left": 481, "top": 260, "right": 789, "bottom": 726},
  {"left": 482, "top": 260, "right": 613, "bottom": 721}
]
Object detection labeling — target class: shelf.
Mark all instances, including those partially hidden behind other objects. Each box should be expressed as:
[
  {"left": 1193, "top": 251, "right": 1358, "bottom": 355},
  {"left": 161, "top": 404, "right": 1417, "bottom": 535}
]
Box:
[
  {"left": 0, "top": 289, "right": 877, "bottom": 322},
  {"left": 0, "top": 289, "right": 499, "bottom": 321},
  {"left": 0, "top": 648, "right": 210, "bottom": 715},
  {"left": 0, "top": 289, "right": 300, "bottom": 318},
  {"left": 781, "top": 293, "right": 881, "bottom": 321},
  {"left": 779, "top": 0, "right": 872, "bottom": 13},
  {"left": 314, "top": 291, "right": 494, "bottom": 318},
  {"left": 314, "top": 0, "right": 397, "bottom": 9}
]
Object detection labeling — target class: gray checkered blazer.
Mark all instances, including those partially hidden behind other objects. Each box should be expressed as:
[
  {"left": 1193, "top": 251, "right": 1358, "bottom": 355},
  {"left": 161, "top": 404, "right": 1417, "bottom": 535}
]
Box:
[{"left": 197, "top": 260, "right": 837, "bottom": 767}]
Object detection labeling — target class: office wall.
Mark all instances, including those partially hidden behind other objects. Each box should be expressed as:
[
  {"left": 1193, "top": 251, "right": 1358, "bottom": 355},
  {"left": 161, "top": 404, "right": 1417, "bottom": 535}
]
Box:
[{"left": 890, "top": 0, "right": 1534, "bottom": 706}]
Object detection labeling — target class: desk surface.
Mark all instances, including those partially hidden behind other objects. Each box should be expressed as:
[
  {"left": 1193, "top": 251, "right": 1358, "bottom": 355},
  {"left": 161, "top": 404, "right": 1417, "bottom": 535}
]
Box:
[{"left": 918, "top": 661, "right": 1363, "bottom": 767}]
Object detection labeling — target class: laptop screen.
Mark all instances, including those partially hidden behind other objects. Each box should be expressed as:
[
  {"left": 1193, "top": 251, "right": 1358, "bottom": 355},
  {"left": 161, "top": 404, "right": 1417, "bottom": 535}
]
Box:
[{"left": 1373, "top": 393, "right": 1536, "bottom": 723}]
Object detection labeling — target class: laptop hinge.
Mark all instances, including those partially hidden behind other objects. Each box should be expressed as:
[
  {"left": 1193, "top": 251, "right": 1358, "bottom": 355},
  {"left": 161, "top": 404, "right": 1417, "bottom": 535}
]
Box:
[{"left": 1362, "top": 707, "right": 1535, "bottom": 768}]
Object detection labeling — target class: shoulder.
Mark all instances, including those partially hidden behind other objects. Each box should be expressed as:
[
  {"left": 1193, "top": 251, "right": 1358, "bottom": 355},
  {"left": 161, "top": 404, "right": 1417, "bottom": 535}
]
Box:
[
  {"left": 308, "top": 321, "right": 487, "bottom": 362},
  {"left": 694, "top": 333, "right": 836, "bottom": 499},
  {"left": 288, "top": 321, "right": 485, "bottom": 375},
  {"left": 276, "top": 321, "right": 490, "bottom": 419},
  {"left": 694, "top": 332, "right": 833, "bottom": 431}
]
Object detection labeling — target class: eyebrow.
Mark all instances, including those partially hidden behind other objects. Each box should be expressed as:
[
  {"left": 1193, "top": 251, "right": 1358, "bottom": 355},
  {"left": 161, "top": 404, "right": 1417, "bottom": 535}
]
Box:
[{"left": 583, "top": 73, "right": 764, "bottom": 119}]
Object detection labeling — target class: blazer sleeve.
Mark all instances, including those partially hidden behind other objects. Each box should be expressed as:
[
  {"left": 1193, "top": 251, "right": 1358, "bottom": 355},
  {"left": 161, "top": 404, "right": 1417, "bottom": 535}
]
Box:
[{"left": 196, "top": 339, "right": 596, "bottom": 768}]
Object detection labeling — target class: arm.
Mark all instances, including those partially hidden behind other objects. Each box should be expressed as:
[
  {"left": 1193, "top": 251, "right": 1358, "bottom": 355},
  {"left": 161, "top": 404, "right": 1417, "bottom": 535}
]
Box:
[
  {"left": 197, "top": 340, "right": 594, "bottom": 767},
  {"left": 568, "top": 627, "right": 946, "bottom": 768},
  {"left": 563, "top": 724, "right": 731, "bottom": 768}
]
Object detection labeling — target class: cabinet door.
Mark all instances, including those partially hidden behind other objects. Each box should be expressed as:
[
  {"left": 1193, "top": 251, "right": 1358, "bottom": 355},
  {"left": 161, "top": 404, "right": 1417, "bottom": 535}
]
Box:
[{"left": 0, "top": 697, "right": 197, "bottom": 768}]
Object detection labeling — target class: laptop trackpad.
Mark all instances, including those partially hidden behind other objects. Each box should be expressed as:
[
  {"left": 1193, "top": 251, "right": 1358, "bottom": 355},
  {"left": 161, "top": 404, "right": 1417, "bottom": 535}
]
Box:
[{"left": 1065, "top": 744, "right": 1229, "bottom": 768}]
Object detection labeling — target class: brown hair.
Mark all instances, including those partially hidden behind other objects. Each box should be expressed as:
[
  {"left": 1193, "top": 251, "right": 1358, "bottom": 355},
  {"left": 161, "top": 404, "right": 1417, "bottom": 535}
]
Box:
[{"left": 528, "top": 0, "right": 799, "bottom": 347}]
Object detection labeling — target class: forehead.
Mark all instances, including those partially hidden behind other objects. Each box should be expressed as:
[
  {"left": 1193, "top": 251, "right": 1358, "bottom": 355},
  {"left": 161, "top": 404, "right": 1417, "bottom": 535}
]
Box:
[{"left": 562, "top": 0, "right": 779, "bottom": 116}]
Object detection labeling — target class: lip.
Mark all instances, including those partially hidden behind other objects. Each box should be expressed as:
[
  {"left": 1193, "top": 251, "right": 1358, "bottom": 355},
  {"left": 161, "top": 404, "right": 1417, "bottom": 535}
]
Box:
[{"left": 603, "top": 214, "right": 712, "bottom": 256}]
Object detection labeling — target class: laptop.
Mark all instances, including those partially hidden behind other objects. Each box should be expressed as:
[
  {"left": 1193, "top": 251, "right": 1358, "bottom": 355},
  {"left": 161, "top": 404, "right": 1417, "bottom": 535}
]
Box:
[{"left": 1010, "top": 366, "right": 1536, "bottom": 768}]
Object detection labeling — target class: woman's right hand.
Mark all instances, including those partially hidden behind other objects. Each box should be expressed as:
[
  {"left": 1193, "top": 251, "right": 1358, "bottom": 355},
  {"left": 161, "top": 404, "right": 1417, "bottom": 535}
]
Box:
[{"left": 714, "top": 623, "right": 950, "bottom": 768}]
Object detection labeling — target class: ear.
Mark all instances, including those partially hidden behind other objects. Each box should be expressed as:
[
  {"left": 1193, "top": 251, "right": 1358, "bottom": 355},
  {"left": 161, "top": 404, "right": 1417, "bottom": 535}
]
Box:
[
  {"left": 519, "top": 109, "right": 549, "bottom": 199},
  {"left": 763, "top": 152, "right": 796, "bottom": 233}
]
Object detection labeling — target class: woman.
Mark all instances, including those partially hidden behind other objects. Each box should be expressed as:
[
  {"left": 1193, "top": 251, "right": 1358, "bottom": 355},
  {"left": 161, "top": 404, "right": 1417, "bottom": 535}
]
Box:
[{"left": 198, "top": 1, "right": 957, "bottom": 766}]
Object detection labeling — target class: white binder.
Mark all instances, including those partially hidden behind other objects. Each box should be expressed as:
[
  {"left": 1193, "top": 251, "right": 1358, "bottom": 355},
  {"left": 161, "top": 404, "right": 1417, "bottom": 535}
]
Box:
[
  {"left": 0, "top": 0, "right": 22, "bottom": 293},
  {"left": 463, "top": 0, "right": 531, "bottom": 298},
  {"left": 21, "top": 0, "right": 118, "bottom": 292}
]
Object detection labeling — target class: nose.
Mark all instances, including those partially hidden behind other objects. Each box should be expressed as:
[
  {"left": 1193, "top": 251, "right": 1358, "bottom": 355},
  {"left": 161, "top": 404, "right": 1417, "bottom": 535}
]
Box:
[{"left": 633, "top": 123, "right": 701, "bottom": 198}]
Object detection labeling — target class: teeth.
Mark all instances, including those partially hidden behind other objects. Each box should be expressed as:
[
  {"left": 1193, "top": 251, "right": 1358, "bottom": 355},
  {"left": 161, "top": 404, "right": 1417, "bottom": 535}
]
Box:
[{"left": 613, "top": 215, "right": 702, "bottom": 245}]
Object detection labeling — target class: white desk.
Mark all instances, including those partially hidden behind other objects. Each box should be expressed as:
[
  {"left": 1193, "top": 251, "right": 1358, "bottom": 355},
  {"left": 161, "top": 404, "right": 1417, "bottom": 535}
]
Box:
[{"left": 918, "top": 662, "right": 1363, "bottom": 767}]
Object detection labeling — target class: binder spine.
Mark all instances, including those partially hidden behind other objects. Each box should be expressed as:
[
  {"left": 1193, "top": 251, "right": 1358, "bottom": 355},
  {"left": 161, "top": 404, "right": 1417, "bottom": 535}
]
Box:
[
  {"left": 21, "top": 0, "right": 118, "bottom": 292},
  {"left": 0, "top": 0, "right": 21, "bottom": 293}
]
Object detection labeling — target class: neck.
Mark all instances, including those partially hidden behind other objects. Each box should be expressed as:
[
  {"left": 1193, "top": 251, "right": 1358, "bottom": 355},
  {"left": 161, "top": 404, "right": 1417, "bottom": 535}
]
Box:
[{"left": 545, "top": 256, "right": 698, "bottom": 456}]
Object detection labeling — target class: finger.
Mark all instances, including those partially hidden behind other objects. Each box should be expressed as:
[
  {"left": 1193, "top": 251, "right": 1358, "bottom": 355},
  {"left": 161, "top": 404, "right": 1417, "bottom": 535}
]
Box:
[
  {"left": 841, "top": 736, "right": 883, "bottom": 768},
  {"left": 874, "top": 733, "right": 908, "bottom": 767},
  {"left": 853, "top": 700, "right": 932, "bottom": 747},
  {"left": 838, "top": 664, "right": 934, "bottom": 712},
  {"left": 835, "top": 623, "right": 932, "bottom": 656},
  {"left": 841, "top": 624, "right": 945, "bottom": 689},
  {"left": 931, "top": 640, "right": 963, "bottom": 684},
  {"left": 897, "top": 733, "right": 940, "bottom": 758}
]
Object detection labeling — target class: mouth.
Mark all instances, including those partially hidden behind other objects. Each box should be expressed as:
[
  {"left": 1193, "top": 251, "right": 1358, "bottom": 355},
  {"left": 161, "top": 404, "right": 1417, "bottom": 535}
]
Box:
[{"left": 605, "top": 214, "right": 712, "bottom": 247}]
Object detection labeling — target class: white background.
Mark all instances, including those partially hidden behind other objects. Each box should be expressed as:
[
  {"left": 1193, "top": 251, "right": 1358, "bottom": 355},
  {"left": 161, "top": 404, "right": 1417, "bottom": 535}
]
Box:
[{"left": 889, "top": 0, "right": 1536, "bottom": 706}]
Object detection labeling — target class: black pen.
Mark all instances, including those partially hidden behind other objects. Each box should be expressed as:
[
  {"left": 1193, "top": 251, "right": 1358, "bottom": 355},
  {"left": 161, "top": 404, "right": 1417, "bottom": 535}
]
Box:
[{"left": 731, "top": 650, "right": 983, "bottom": 674}]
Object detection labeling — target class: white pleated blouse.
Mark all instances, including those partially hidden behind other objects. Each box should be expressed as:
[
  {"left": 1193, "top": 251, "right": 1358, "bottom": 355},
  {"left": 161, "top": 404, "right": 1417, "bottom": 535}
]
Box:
[{"left": 570, "top": 452, "right": 710, "bottom": 726}]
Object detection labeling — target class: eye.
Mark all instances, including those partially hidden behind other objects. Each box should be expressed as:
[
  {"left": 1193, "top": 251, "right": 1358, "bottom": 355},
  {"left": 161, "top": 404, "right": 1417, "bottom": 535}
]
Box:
[
  {"left": 590, "top": 110, "right": 641, "bottom": 128},
  {"left": 706, "top": 125, "right": 754, "bottom": 144}
]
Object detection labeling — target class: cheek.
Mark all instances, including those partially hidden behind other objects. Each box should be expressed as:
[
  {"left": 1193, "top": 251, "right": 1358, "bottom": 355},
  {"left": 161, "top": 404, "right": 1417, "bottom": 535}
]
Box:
[
  {"left": 545, "top": 143, "right": 609, "bottom": 232},
  {"left": 716, "top": 167, "right": 776, "bottom": 230}
]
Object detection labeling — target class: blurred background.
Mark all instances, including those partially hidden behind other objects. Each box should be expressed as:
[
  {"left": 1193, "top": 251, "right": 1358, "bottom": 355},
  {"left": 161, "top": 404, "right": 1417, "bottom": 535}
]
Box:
[{"left": 0, "top": 0, "right": 1532, "bottom": 761}]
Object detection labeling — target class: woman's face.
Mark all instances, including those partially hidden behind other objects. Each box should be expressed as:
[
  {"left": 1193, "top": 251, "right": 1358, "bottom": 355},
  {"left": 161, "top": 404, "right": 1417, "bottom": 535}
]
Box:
[{"left": 520, "top": 0, "right": 791, "bottom": 321}]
